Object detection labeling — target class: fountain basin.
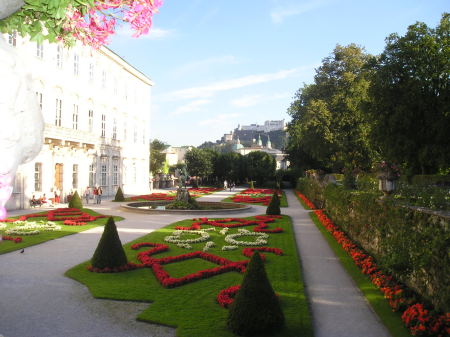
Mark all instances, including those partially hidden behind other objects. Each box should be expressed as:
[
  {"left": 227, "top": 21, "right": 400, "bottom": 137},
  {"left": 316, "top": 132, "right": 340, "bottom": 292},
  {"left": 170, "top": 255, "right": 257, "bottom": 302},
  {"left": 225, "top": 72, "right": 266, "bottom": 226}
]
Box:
[{"left": 121, "top": 201, "right": 251, "bottom": 214}]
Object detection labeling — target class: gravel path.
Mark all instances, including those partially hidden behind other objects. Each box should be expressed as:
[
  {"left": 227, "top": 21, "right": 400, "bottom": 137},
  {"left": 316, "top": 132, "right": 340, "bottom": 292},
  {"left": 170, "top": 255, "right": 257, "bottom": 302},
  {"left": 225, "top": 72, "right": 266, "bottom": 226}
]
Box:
[{"left": 0, "top": 188, "right": 391, "bottom": 337}]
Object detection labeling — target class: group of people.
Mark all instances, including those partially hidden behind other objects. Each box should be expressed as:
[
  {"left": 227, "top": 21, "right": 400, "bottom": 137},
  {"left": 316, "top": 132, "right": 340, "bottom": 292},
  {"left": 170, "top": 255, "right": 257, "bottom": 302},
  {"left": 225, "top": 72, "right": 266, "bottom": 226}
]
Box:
[
  {"left": 83, "top": 186, "right": 103, "bottom": 204},
  {"left": 223, "top": 180, "right": 236, "bottom": 192},
  {"left": 30, "top": 188, "right": 61, "bottom": 207}
]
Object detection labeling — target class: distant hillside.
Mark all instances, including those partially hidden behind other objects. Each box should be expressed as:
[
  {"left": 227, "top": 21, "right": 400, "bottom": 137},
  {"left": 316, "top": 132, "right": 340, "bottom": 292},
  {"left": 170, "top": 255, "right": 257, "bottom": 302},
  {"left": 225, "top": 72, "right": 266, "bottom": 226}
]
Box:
[{"left": 234, "top": 129, "right": 287, "bottom": 150}]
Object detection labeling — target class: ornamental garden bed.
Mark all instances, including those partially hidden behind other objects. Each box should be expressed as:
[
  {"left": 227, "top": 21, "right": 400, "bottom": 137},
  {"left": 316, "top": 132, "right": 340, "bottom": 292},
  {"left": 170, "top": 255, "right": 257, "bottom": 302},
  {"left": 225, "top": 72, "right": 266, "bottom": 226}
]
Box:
[
  {"left": 124, "top": 188, "right": 222, "bottom": 202},
  {"left": 223, "top": 188, "right": 288, "bottom": 207},
  {"left": 66, "top": 215, "right": 312, "bottom": 337},
  {"left": 295, "top": 194, "right": 448, "bottom": 337},
  {"left": 0, "top": 208, "right": 122, "bottom": 255}
]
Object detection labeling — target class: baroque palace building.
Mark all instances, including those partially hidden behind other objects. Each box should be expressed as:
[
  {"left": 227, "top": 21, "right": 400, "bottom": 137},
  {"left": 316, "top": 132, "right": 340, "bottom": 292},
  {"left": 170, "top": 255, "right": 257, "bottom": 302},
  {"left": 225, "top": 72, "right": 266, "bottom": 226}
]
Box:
[{"left": 3, "top": 32, "right": 152, "bottom": 210}]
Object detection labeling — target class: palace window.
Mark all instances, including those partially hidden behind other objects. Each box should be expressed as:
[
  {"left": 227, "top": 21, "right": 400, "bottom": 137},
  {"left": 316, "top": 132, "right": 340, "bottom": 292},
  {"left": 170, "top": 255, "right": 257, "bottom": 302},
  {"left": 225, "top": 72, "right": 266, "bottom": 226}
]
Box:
[
  {"left": 101, "top": 114, "right": 106, "bottom": 137},
  {"left": 34, "top": 163, "right": 42, "bottom": 192},
  {"left": 35, "top": 92, "right": 43, "bottom": 111},
  {"left": 72, "top": 164, "right": 78, "bottom": 189},
  {"left": 73, "top": 53, "right": 79, "bottom": 76},
  {"left": 89, "top": 63, "right": 94, "bottom": 82},
  {"left": 36, "top": 42, "right": 43, "bottom": 59},
  {"left": 89, "top": 163, "right": 95, "bottom": 187},
  {"left": 112, "top": 118, "right": 117, "bottom": 140},
  {"left": 55, "top": 99, "right": 62, "bottom": 126},
  {"left": 88, "top": 109, "right": 94, "bottom": 132},
  {"left": 72, "top": 104, "right": 78, "bottom": 130},
  {"left": 8, "top": 32, "right": 17, "bottom": 46},
  {"left": 56, "top": 45, "right": 63, "bottom": 69},
  {"left": 112, "top": 159, "right": 119, "bottom": 186},
  {"left": 101, "top": 157, "right": 108, "bottom": 186}
]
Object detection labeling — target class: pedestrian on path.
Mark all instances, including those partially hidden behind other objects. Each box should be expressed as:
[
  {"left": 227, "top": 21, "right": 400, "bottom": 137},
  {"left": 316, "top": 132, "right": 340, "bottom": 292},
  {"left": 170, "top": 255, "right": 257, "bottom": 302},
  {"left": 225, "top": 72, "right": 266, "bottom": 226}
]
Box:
[
  {"left": 84, "top": 186, "right": 90, "bottom": 204},
  {"left": 93, "top": 187, "right": 98, "bottom": 203},
  {"left": 97, "top": 186, "right": 103, "bottom": 204}
]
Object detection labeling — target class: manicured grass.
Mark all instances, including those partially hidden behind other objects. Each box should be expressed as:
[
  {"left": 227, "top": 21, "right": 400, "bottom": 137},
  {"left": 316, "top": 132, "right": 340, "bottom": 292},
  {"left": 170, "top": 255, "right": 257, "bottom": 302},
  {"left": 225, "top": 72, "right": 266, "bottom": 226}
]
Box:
[
  {"left": 222, "top": 191, "right": 289, "bottom": 207},
  {"left": 66, "top": 215, "right": 312, "bottom": 337},
  {"left": 0, "top": 208, "right": 123, "bottom": 255},
  {"left": 309, "top": 212, "right": 411, "bottom": 337}
]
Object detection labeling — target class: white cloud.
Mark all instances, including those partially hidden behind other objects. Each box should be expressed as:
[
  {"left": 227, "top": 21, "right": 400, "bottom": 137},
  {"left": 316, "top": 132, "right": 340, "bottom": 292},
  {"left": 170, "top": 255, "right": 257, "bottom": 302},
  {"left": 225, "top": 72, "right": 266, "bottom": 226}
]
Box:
[
  {"left": 117, "top": 26, "right": 175, "bottom": 39},
  {"left": 271, "top": 0, "right": 332, "bottom": 23},
  {"left": 198, "top": 113, "right": 240, "bottom": 126},
  {"left": 166, "top": 68, "right": 302, "bottom": 101},
  {"left": 171, "top": 99, "right": 210, "bottom": 116},
  {"left": 231, "top": 92, "right": 291, "bottom": 108}
]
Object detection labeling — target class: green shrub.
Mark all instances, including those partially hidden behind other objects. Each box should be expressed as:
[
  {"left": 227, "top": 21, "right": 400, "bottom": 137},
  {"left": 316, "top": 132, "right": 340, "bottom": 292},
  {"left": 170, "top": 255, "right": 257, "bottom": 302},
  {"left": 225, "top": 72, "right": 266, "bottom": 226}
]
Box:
[
  {"left": 249, "top": 180, "right": 255, "bottom": 189},
  {"left": 114, "top": 186, "right": 125, "bottom": 201},
  {"left": 69, "top": 191, "right": 83, "bottom": 209},
  {"left": 91, "top": 217, "right": 128, "bottom": 269},
  {"left": 227, "top": 252, "right": 284, "bottom": 336},
  {"left": 266, "top": 193, "right": 281, "bottom": 215}
]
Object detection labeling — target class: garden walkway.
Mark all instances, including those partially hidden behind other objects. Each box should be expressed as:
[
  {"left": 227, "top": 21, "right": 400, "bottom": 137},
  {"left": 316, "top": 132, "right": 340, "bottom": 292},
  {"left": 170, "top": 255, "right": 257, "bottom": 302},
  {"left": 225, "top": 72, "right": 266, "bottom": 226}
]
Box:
[{"left": 0, "top": 188, "right": 391, "bottom": 337}]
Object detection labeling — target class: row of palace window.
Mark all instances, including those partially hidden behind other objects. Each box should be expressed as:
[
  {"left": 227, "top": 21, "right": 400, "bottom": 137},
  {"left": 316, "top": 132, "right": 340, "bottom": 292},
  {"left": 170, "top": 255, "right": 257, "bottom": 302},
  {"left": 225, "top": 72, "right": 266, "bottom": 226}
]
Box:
[
  {"left": 35, "top": 92, "right": 145, "bottom": 143},
  {"left": 7, "top": 32, "right": 133, "bottom": 97},
  {"left": 34, "top": 160, "right": 120, "bottom": 192}
]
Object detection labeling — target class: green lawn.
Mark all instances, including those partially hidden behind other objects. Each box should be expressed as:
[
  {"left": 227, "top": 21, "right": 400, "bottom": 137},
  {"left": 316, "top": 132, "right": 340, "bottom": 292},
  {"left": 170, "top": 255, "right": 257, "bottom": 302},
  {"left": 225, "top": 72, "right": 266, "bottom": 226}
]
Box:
[
  {"left": 0, "top": 208, "right": 122, "bottom": 255},
  {"left": 222, "top": 190, "right": 289, "bottom": 207},
  {"left": 66, "top": 215, "right": 312, "bottom": 337},
  {"left": 309, "top": 212, "right": 411, "bottom": 337}
]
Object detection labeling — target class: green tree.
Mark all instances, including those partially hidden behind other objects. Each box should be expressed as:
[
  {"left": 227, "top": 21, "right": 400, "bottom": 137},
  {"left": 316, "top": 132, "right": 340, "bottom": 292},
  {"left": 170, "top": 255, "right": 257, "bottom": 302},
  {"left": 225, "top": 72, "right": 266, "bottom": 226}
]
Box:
[
  {"left": 68, "top": 190, "right": 82, "bottom": 209},
  {"left": 214, "top": 152, "right": 244, "bottom": 183},
  {"left": 368, "top": 13, "right": 450, "bottom": 174},
  {"left": 245, "top": 151, "right": 276, "bottom": 186},
  {"left": 91, "top": 217, "right": 128, "bottom": 269},
  {"left": 287, "top": 44, "right": 375, "bottom": 173},
  {"left": 150, "top": 139, "right": 168, "bottom": 175},
  {"left": 266, "top": 193, "right": 281, "bottom": 215},
  {"left": 227, "top": 252, "right": 284, "bottom": 336},
  {"left": 114, "top": 186, "right": 125, "bottom": 202},
  {"left": 185, "top": 148, "right": 214, "bottom": 184}
]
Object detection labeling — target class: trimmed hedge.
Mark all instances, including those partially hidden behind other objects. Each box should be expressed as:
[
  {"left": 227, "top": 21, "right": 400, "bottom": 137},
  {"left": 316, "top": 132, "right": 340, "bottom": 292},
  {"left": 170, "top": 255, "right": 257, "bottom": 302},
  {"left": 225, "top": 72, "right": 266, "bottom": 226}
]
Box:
[
  {"left": 69, "top": 191, "right": 83, "bottom": 209},
  {"left": 91, "top": 217, "right": 128, "bottom": 269},
  {"left": 227, "top": 252, "right": 284, "bottom": 336},
  {"left": 266, "top": 193, "right": 281, "bottom": 215},
  {"left": 297, "top": 177, "right": 449, "bottom": 312},
  {"left": 114, "top": 187, "right": 125, "bottom": 201}
]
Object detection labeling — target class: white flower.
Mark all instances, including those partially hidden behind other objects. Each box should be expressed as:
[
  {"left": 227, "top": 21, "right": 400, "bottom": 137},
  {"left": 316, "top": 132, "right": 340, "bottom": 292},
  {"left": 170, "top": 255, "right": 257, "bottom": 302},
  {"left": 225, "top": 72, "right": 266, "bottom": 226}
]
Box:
[
  {"left": 224, "top": 232, "right": 269, "bottom": 246},
  {"left": 164, "top": 229, "right": 211, "bottom": 248},
  {"left": 0, "top": 222, "right": 7, "bottom": 230},
  {"left": 203, "top": 241, "right": 216, "bottom": 252},
  {"left": 222, "top": 245, "right": 238, "bottom": 251},
  {"left": 219, "top": 227, "right": 229, "bottom": 235},
  {"left": 5, "top": 220, "right": 61, "bottom": 235}
]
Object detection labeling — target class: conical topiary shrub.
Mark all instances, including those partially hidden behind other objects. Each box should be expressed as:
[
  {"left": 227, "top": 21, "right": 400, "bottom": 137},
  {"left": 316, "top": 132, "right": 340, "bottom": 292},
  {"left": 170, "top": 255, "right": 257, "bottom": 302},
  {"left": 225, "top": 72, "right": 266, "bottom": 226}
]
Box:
[
  {"left": 227, "top": 252, "right": 284, "bottom": 336},
  {"left": 91, "top": 217, "right": 128, "bottom": 269},
  {"left": 69, "top": 190, "right": 83, "bottom": 209},
  {"left": 266, "top": 192, "right": 281, "bottom": 215},
  {"left": 114, "top": 186, "right": 125, "bottom": 201}
]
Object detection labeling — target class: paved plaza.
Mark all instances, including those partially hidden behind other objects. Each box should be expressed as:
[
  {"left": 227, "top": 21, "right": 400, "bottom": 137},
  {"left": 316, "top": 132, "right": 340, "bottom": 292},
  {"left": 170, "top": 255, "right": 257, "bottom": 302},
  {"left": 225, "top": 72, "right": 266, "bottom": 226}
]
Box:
[{"left": 0, "top": 189, "right": 390, "bottom": 337}]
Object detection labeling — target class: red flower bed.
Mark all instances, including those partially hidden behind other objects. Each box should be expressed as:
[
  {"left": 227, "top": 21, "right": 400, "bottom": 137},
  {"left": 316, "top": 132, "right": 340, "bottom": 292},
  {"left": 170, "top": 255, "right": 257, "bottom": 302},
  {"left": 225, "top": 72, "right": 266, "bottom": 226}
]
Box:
[
  {"left": 63, "top": 220, "right": 87, "bottom": 226},
  {"left": 175, "top": 215, "right": 283, "bottom": 233},
  {"left": 188, "top": 187, "right": 222, "bottom": 195},
  {"left": 87, "top": 262, "right": 141, "bottom": 273},
  {"left": 2, "top": 235, "right": 22, "bottom": 243},
  {"left": 231, "top": 189, "right": 282, "bottom": 206},
  {"left": 130, "top": 193, "right": 175, "bottom": 201},
  {"left": 314, "top": 209, "right": 449, "bottom": 336},
  {"left": 295, "top": 191, "right": 317, "bottom": 210},
  {"left": 217, "top": 284, "right": 241, "bottom": 308},
  {"left": 4, "top": 208, "right": 107, "bottom": 223}
]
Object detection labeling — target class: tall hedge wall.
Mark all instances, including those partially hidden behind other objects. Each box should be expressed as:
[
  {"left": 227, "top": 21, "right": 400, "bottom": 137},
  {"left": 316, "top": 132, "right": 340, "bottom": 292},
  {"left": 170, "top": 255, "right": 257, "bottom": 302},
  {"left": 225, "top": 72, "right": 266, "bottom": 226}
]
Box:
[{"left": 297, "top": 177, "right": 449, "bottom": 312}]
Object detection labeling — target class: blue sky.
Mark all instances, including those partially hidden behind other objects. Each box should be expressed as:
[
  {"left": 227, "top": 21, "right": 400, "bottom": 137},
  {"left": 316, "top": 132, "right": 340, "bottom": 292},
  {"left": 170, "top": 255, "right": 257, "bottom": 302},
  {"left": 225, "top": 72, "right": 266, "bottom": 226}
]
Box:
[{"left": 109, "top": 0, "right": 448, "bottom": 147}]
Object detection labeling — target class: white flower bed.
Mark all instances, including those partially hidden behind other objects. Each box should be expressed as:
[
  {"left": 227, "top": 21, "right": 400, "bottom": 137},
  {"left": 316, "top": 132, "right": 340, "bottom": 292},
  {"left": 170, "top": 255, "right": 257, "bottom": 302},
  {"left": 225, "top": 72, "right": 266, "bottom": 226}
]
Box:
[
  {"left": 203, "top": 241, "right": 216, "bottom": 252},
  {"left": 0, "top": 222, "right": 7, "bottom": 230},
  {"left": 5, "top": 220, "right": 61, "bottom": 236},
  {"left": 219, "top": 227, "right": 229, "bottom": 235},
  {"left": 164, "top": 230, "right": 211, "bottom": 249},
  {"left": 224, "top": 229, "right": 269, "bottom": 246},
  {"left": 222, "top": 245, "right": 238, "bottom": 251}
]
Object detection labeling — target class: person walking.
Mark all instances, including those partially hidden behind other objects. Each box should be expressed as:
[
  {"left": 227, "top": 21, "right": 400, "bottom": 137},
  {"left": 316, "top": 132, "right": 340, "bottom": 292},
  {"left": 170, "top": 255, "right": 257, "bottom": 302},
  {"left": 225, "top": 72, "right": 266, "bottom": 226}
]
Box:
[
  {"left": 97, "top": 186, "right": 103, "bottom": 204},
  {"left": 84, "top": 186, "right": 90, "bottom": 204},
  {"left": 93, "top": 187, "right": 98, "bottom": 204}
]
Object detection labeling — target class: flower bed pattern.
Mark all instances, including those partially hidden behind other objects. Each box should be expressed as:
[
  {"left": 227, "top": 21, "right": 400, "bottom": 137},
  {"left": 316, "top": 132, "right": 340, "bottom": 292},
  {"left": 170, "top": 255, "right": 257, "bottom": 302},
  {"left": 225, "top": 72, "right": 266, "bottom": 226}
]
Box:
[
  {"left": 230, "top": 188, "right": 282, "bottom": 206},
  {"left": 2, "top": 208, "right": 107, "bottom": 223},
  {"left": 175, "top": 215, "right": 283, "bottom": 233},
  {"left": 2, "top": 235, "right": 22, "bottom": 243},
  {"left": 295, "top": 191, "right": 317, "bottom": 210},
  {"left": 311, "top": 203, "right": 449, "bottom": 337}
]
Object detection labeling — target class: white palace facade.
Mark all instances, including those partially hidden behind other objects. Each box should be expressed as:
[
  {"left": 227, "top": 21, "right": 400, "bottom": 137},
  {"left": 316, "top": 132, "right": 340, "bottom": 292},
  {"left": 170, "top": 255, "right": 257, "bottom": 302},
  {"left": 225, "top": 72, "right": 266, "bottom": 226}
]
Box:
[{"left": 2, "top": 33, "right": 152, "bottom": 210}]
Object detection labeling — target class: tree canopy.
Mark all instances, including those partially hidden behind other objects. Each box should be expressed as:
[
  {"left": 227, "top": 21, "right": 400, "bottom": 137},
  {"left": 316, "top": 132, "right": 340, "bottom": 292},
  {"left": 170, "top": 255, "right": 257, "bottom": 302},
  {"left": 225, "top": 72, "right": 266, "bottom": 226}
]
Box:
[{"left": 150, "top": 139, "right": 168, "bottom": 175}]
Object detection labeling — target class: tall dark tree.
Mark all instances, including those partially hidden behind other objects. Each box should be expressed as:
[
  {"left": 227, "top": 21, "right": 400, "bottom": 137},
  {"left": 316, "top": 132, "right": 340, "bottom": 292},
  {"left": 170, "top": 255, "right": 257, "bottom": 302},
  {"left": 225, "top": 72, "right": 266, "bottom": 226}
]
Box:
[
  {"left": 287, "top": 44, "right": 375, "bottom": 173},
  {"left": 150, "top": 139, "right": 168, "bottom": 175},
  {"left": 369, "top": 13, "right": 450, "bottom": 174},
  {"left": 245, "top": 151, "right": 276, "bottom": 186},
  {"left": 185, "top": 148, "right": 214, "bottom": 184}
]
